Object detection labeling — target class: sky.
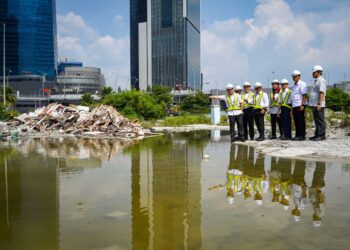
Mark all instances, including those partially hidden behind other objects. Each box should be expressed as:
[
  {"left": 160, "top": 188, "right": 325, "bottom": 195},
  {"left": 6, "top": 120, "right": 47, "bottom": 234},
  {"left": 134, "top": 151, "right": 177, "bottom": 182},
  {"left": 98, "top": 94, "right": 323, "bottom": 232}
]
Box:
[{"left": 57, "top": 0, "right": 350, "bottom": 90}]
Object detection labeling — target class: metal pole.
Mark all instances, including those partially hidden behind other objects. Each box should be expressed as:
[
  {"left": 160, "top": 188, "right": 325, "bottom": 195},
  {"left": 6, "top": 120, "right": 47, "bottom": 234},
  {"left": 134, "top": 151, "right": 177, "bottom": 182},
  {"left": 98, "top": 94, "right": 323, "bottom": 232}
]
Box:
[
  {"left": 5, "top": 156, "right": 9, "bottom": 227},
  {"left": 114, "top": 74, "right": 119, "bottom": 92},
  {"left": 3, "top": 23, "right": 6, "bottom": 106}
]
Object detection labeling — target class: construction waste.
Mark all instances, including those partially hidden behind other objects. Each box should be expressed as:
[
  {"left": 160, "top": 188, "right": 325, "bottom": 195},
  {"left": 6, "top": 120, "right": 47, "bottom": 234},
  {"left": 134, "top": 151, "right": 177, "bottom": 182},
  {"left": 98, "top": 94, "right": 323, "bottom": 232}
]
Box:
[{"left": 1, "top": 103, "right": 145, "bottom": 139}]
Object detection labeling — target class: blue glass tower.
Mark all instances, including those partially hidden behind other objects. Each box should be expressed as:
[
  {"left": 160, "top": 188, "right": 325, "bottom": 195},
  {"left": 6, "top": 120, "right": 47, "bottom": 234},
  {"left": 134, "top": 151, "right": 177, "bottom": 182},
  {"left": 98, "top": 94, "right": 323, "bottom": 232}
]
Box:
[
  {"left": 0, "top": 0, "right": 57, "bottom": 77},
  {"left": 130, "top": 0, "right": 201, "bottom": 91}
]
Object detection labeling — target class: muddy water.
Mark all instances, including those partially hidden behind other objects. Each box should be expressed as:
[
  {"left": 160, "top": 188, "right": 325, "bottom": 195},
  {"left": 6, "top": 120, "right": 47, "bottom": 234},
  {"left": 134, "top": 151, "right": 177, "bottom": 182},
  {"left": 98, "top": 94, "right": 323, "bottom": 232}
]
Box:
[{"left": 0, "top": 132, "right": 350, "bottom": 250}]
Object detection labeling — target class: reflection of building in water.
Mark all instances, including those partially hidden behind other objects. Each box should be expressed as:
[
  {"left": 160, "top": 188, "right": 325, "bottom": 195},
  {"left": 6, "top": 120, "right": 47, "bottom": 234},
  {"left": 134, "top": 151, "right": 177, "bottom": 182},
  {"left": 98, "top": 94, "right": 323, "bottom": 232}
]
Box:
[
  {"left": 131, "top": 133, "right": 204, "bottom": 249},
  {"left": 0, "top": 152, "right": 59, "bottom": 249}
]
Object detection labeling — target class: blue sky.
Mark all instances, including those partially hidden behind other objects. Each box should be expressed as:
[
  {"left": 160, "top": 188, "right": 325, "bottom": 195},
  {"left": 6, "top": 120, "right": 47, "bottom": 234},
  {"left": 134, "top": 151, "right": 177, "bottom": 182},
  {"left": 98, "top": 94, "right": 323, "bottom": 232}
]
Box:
[{"left": 57, "top": 0, "right": 350, "bottom": 90}]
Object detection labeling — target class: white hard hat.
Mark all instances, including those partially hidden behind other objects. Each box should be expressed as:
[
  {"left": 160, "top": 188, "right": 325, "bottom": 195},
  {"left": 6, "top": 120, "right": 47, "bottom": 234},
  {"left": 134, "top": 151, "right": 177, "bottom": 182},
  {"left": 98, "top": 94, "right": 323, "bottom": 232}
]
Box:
[
  {"left": 313, "top": 220, "right": 322, "bottom": 227},
  {"left": 243, "top": 82, "right": 251, "bottom": 87},
  {"left": 281, "top": 79, "right": 289, "bottom": 84},
  {"left": 235, "top": 85, "right": 242, "bottom": 91},
  {"left": 313, "top": 65, "right": 323, "bottom": 72},
  {"left": 283, "top": 205, "right": 289, "bottom": 211},
  {"left": 294, "top": 216, "right": 301, "bottom": 222},
  {"left": 256, "top": 200, "right": 263, "bottom": 206},
  {"left": 227, "top": 197, "right": 235, "bottom": 205},
  {"left": 272, "top": 79, "right": 279, "bottom": 84},
  {"left": 254, "top": 82, "right": 263, "bottom": 88},
  {"left": 226, "top": 83, "right": 234, "bottom": 89},
  {"left": 292, "top": 70, "right": 301, "bottom": 76}
]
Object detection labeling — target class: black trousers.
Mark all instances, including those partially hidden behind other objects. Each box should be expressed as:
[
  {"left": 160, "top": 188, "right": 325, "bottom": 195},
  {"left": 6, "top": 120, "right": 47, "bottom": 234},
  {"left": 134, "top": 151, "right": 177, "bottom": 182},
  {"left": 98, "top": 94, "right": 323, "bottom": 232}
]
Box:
[
  {"left": 243, "top": 107, "right": 255, "bottom": 140},
  {"left": 228, "top": 114, "right": 244, "bottom": 141},
  {"left": 280, "top": 107, "right": 292, "bottom": 139},
  {"left": 293, "top": 107, "right": 306, "bottom": 138},
  {"left": 254, "top": 109, "right": 265, "bottom": 138},
  {"left": 312, "top": 107, "right": 326, "bottom": 138},
  {"left": 270, "top": 113, "right": 283, "bottom": 137}
]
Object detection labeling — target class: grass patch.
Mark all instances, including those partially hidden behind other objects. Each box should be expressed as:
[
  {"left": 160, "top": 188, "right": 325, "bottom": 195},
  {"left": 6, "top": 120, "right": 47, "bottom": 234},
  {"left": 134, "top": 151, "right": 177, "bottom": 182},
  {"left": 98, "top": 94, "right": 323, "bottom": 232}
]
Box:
[{"left": 159, "top": 115, "right": 211, "bottom": 127}]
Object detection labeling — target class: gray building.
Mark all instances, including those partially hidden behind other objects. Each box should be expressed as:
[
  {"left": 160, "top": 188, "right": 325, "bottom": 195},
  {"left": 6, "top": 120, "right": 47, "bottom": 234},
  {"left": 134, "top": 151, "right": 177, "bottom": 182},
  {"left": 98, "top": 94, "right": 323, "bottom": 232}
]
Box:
[
  {"left": 334, "top": 81, "right": 350, "bottom": 94},
  {"left": 56, "top": 62, "right": 106, "bottom": 95},
  {"left": 130, "top": 0, "right": 201, "bottom": 91}
]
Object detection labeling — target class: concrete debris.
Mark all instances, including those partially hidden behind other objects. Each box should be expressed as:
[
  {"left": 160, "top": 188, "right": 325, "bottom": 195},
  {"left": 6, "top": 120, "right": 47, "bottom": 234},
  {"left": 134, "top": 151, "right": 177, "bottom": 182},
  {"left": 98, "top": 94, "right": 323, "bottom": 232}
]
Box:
[{"left": 4, "top": 103, "right": 145, "bottom": 139}]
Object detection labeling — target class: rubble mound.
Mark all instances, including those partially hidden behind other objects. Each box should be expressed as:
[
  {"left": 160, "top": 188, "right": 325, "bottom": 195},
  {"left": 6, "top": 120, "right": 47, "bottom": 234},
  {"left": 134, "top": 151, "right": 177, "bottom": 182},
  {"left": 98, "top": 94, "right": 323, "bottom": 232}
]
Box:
[{"left": 13, "top": 103, "right": 144, "bottom": 138}]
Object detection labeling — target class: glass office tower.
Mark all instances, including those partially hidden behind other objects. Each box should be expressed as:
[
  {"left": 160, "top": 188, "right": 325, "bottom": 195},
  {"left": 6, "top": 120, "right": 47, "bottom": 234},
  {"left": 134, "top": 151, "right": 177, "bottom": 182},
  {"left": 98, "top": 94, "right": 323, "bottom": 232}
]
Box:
[
  {"left": 0, "top": 0, "right": 57, "bottom": 77},
  {"left": 130, "top": 0, "right": 201, "bottom": 90}
]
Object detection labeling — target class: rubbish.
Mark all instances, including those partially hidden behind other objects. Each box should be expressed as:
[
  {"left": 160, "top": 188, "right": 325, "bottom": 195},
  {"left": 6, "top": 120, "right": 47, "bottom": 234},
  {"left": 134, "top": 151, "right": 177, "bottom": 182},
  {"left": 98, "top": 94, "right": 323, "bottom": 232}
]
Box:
[{"left": 9, "top": 103, "right": 144, "bottom": 139}]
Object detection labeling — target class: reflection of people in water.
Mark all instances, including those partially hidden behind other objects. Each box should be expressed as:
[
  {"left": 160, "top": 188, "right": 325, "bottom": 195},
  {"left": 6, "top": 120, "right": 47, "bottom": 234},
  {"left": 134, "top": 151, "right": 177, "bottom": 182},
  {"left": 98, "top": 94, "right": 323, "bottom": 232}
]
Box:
[
  {"left": 279, "top": 158, "right": 292, "bottom": 211},
  {"left": 269, "top": 157, "right": 281, "bottom": 203},
  {"left": 291, "top": 160, "right": 307, "bottom": 221},
  {"left": 242, "top": 146, "right": 255, "bottom": 201},
  {"left": 226, "top": 145, "right": 245, "bottom": 204},
  {"left": 309, "top": 162, "right": 326, "bottom": 227}
]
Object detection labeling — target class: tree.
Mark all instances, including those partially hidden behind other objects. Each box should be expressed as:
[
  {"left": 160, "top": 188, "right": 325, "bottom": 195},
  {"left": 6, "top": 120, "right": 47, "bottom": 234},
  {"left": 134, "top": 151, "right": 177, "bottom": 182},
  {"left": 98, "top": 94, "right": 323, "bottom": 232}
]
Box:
[
  {"left": 102, "top": 90, "right": 167, "bottom": 120},
  {"left": 151, "top": 85, "right": 173, "bottom": 109},
  {"left": 326, "top": 88, "right": 350, "bottom": 113},
  {"left": 0, "top": 86, "right": 17, "bottom": 107},
  {"left": 81, "top": 93, "right": 96, "bottom": 107},
  {"left": 99, "top": 86, "right": 114, "bottom": 99},
  {"left": 181, "top": 92, "right": 210, "bottom": 114}
]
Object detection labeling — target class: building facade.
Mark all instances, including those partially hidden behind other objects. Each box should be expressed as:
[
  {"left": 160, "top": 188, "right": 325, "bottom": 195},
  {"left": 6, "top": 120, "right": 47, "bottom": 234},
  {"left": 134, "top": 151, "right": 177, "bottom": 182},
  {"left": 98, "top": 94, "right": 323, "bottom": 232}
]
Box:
[
  {"left": 56, "top": 62, "right": 106, "bottom": 95},
  {"left": 130, "top": 0, "right": 201, "bottom": 91},
  {"left": 0, "top": 0, "right": 57, "bottom": 77}
]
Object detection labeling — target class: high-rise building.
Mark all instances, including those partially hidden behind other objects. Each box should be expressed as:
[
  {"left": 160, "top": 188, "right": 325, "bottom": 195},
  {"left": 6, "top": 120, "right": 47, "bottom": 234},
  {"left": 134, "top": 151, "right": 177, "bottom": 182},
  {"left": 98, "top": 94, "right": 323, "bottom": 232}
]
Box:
[
  {"left": 0, "top": 0, "right": 57, "bottom": 77},
  {"left": 130, "top": 0, "right": 201, "bottom": 91}
]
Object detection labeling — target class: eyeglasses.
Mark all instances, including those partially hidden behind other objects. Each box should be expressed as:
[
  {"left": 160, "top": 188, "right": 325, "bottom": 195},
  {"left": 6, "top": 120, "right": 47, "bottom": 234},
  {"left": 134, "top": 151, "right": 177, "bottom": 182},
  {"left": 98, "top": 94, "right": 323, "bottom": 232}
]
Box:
[{"left": 227, "top": 88, "right": 233, "bottom": 90}]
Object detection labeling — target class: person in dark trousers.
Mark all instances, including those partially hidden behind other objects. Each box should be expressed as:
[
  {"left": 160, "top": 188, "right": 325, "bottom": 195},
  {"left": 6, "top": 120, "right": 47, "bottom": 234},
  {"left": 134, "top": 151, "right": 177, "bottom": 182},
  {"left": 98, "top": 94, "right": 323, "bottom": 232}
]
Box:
[
  {"left": 253, "top": 82, "right": 269, "bottom": 141},
  {"left": 278, "top": 79, "right": 293, "bottom": 140},
  {"left": 210, "top": 84, "right": 245, "bottom": 142},
  {"left": 291, "top": 70, "right": 308, "bottom": 141},
  {"left": 241, "top": 82, "right": 255, "bottom": 140},
  {"left": 269, "top": 80, "right": 283, "bottom": 139},
  {"left": 309, "top": 65, "right": 327, "bottom": 141}
]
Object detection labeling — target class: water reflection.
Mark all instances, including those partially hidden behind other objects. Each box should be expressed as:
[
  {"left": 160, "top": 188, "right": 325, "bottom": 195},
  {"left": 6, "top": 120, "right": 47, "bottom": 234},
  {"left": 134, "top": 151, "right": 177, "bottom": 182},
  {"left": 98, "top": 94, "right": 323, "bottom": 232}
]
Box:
[{"left": 226, "top": 144, "right": 327, "bottom": 227}]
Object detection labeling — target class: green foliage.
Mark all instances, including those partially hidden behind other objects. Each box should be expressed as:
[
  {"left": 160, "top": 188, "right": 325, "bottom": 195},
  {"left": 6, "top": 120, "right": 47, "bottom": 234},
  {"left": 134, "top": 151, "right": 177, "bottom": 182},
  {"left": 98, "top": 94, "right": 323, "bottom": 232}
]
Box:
[
  {"left": 99, "top": 86, "right": 114, "bottom": 99},
  {"left": 0, "top": 103, "right": 19, "bottom": 121},
  {"left": 0, "top": 86, "right": 17, "bottom": 106},
  {"left": 81, "top": 93, "right": 97, "bottom": 107},
  {"left": 151, "top": 85, "right": 173, "bottom": 108},
  {"left": 160, "top": 114, "right": 211, "bottom": 127},
  {"left": 181, "top": 92, "right": 210, "bottom": 114},
  {"left": 326, "top": 88, "right": 350, "bottom": 113},
  {"left": 102, "top": 90, "right": 166, "bottom": 120}
]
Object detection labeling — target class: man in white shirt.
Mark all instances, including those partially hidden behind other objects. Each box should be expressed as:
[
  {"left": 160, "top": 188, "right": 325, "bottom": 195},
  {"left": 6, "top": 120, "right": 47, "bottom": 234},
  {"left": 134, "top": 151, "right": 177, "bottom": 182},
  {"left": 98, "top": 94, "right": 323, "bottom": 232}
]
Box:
[
  {"left": 269, "top": 80, "right": 283, "bottom": 139},
  {"left": 291, "top": 70, "right": 308, "bottom": 141},
  {"left": 242, "top": 82, "right": 255, "bottom": 140},
  {"left": 278, "top": 79, "right": 293, "bottom": 140},
  {"left": 309, "top": 65, "right": 327, "bottom": 141},
  {"left": 253, "top": 82, "right": 269, "bottom": 141},
  {"left": 210, "top": 84, "right": 245, "bottom": 142}
]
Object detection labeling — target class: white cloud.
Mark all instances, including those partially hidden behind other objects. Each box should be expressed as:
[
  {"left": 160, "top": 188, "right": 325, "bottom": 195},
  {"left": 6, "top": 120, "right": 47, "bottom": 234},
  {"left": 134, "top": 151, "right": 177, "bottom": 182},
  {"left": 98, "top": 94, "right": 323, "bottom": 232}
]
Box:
[
  {"left": 57, "top": 12, "right": 130, "bottom": 90},
  {"left": 113, "top": 14, "right": 124, "bottom": 25},
  {"left": 202, "top": 0, "right": 350, "bottom": 90}
]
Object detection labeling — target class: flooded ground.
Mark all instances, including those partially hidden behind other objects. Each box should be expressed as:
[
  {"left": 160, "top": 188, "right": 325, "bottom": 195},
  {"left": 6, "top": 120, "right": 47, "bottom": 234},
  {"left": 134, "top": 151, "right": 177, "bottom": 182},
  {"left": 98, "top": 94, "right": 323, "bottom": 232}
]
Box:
[{"left": 1, "top": 131, "right": 350, "bottom": 250}]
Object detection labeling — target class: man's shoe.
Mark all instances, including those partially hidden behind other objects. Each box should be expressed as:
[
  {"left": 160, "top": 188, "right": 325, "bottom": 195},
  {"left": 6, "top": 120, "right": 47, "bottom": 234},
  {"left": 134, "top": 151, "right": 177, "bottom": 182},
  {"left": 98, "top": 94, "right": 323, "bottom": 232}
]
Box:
[
  {"left": 313, "top": 137, "right": 326, "bottom": 141},
  {"left": 281, "top": 137, "right": 291, "bottom": 141},
  {"left": 270, "top": 136, "right": 277, "bottom": 140},
  {"left": 240, "top": 138, "right": 246, "bottom": 142},
  {"left": 299, "top": 137, "right": 306, "bottom": 141},
  {"left": 292, "top": 137, "right": 300, "bottom": 141},
  {"left": 309, "top": 136, "right": 318, "bottom": 140},
  {"left": 256, "top": 137, "right": 265, "bottom": 141}
]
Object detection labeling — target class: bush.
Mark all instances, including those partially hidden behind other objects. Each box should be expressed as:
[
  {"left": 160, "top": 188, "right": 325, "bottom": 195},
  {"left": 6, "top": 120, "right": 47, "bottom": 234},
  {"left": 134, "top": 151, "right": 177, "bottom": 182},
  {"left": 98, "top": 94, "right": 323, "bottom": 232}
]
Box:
[
  {"left": 181, "top": 92, "right": 210, "bottom": 114},
  {"left": 0, "top": 104, "right": 20, "bottom": 121},
  {"left": 81, "top": 93, "right": 97, "bottom": 107},
  {"left": 102, "top": 90, "right": 166, "bottom": 120},
  {"left": 326, "top": 88, "right": 350, "bottom": 113},
  {"left": 151, "top": 85, "right": 173, "bottom": 108},
  {"left": 160, "top": 114, "right": 211, "bottom": 127}
]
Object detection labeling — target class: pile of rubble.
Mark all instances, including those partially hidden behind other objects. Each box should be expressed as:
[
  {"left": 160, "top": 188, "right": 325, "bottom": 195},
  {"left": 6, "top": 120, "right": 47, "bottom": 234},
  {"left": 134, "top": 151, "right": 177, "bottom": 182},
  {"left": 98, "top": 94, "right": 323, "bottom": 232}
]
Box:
[{"left": 8, "top": 103, "right": 145, "bottom": 138}]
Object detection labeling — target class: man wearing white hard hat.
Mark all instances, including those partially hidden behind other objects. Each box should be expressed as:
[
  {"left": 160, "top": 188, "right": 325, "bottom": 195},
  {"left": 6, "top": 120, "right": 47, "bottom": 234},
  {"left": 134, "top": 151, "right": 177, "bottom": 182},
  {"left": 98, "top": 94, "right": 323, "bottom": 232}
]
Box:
[
  {"left": 210, "top": 84, "right": 245, "bottom": 142},
  {"left": 278, "top": 79, "right": 293, "bottom": 140},
  {"left": 242, "top": 82, "right": 255, "bottom": 140},
  {"left": 253, "top": 82, "right": 269, "bottom": 141},
  {"left": 291, "top": 70, "right": 307, "bottom": 141},
  {"left": 309, "top": 65, "right": 327, "bottom": 141},
  {"left": 235, "top": 85, "right": 242, "bottom": 94},
  {"left": 269, "top": 80, "right": 283, "bottom": 139}
]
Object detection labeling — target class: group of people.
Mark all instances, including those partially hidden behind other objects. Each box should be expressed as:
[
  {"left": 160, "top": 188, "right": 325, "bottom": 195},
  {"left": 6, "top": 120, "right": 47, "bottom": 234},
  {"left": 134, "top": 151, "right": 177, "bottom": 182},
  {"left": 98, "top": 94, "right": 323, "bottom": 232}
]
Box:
[
  {"left": 210, "top": 65, "right": 327, "bottom": 142},
  {"left": 226, "top": 145, "right": 325, "bottom": 227}
]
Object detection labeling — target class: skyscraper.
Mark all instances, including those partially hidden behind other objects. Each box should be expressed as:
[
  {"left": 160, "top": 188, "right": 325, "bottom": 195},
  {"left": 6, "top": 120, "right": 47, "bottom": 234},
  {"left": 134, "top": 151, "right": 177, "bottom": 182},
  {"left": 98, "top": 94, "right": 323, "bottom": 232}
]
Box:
[
  {"left": 130, "top": 0, "right": 201, "bottom": 91},
  {"left": 0, "top": 0, "right": 57, "bottom": 77}
]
